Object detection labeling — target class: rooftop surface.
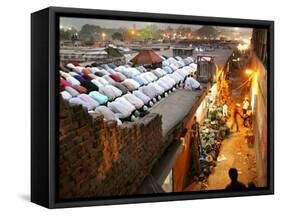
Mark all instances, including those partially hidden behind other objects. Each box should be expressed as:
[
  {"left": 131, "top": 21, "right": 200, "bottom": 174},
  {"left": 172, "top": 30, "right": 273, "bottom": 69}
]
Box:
[
  {"left": 139, "top": 87, "right": 207, "bottom": 192},
  {"left": 196, "top": 46, "right": 236, "bottom": 68},
  {"left": 149, "top": 88, "right": 205, "bottom": 137}
]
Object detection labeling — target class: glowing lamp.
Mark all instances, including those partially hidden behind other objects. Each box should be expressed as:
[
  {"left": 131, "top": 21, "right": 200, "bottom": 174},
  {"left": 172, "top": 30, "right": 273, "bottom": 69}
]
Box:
[{"left": 245, "top": 69, "right": 253, "bottom": 75}]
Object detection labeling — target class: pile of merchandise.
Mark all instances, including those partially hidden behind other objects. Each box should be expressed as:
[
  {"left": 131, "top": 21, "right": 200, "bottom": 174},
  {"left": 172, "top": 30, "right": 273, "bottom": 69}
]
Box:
[
  {"left": 198, "top": 103, "right": 230, "bottom": 182},
  {"left": 60, "top": 55, "right": 198, "bottom": 125}
]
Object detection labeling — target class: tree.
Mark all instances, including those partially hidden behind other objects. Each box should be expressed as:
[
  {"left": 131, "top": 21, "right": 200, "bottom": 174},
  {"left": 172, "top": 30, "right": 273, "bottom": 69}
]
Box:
[
  {"left": 177, "top": 25, "right": 192, "bottom": 37},
  {"left": 196, "top": 26, "right": 218, "bottom": 39},
  {"left": 139, "top": 25, "right": 160, "bottom": 41},
  {"left": 111, "top": 32, "right": 123, "bottom": 41},
  {"left": 166, "top": 25, "right": 174, "bottom": 33},
  {"left": 79, "top": 24, "right": 102, "bottom": 42},
  {"left": 60, "top": 27, "right": 78, "bottom": 40}
]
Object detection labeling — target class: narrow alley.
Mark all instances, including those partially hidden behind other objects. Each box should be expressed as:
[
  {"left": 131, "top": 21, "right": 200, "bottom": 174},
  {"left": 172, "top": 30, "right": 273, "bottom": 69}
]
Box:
[
  {"left": 186, "top": 70, "right": 257, "bottom": 191},
  {"left": 206, "top": 118, "right": 257, "bottom": 190}
]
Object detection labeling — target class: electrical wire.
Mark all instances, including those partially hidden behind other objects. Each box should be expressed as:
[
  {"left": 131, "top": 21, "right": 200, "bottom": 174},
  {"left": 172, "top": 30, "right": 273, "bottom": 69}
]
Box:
[{"left": 231, "top": 73, "right": 254, "bottom": 91}]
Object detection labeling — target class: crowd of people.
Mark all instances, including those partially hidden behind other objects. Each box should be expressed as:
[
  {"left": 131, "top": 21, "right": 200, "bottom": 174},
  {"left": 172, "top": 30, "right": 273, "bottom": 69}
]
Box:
[{"left": 60, "top": 55, "right": 201, "bottom": 125}]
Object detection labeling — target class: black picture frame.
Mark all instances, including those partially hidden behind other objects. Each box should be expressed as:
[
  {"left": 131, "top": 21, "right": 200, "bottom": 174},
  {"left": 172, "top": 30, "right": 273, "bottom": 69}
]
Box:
[{"left": 31, "top": 6, "right": 274, "bottom": 208}]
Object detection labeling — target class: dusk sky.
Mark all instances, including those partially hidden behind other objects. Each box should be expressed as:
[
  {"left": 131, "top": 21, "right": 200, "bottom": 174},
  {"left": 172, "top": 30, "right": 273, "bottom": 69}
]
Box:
[
  {"left": 60, "top": 17, "right": 252, "bottom": 36},
  {"left": 60, "top": 17, "right": 200, "bottom": 30}
]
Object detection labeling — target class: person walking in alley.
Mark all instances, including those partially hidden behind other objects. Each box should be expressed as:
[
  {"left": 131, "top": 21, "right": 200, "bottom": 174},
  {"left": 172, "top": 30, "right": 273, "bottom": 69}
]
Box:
[
  {"left": 225, "top": 168, "right": 246, "bottom": 191},
  {"left": 222, "top": 101, "right": 228, "bottom": 118},
  {"left": 242, "top": 97, "right": 250, "bottom": 115},
  {"left": 231, "top": 104, "right": 243, "bottom": 132},
  {"left": 242, "top": 97, "right": 251, "bottom": 127}
]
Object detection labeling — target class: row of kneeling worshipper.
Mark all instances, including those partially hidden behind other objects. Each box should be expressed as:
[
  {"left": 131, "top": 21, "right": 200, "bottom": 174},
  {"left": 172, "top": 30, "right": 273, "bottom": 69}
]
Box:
[{"left": 60, "top": 56, "right": 198, "bottom": 125}]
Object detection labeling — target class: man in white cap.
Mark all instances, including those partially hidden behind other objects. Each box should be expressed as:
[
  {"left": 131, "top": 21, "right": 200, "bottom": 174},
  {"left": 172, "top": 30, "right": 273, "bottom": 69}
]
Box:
[
  {"left": 242, "top": 97, "right": 250, "bottom": 115},
  {"left": 223, "top": 101, "right": 228, "bottom": 118}
]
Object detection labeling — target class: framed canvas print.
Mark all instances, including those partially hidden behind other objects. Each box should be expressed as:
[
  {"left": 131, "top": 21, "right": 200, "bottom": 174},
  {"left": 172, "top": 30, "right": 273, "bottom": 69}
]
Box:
[{"left": 31, "top": 7, "right": 274, "bottom": 208}]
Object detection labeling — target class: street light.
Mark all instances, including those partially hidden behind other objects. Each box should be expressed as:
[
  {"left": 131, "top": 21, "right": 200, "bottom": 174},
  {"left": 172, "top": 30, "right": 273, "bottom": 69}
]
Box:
[
  {"left": 101, "top": 32, "right": 106, "bottom": 41},
  {"left": 237, "top": 43, "right": 249, "bottom": 52},
  {"left": 245, "top": 69, "right": 253, "bottom": 75}
]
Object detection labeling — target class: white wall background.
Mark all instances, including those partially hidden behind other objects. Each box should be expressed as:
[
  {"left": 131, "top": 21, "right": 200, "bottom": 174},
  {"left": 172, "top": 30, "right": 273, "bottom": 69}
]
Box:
[{"left": 0, "top": 0, "right": 279, "bottom": 214}]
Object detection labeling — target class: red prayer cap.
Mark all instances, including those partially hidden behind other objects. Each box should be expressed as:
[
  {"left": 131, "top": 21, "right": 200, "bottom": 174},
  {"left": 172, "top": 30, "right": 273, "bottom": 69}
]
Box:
[
  {"left": 110, "top": 74, "right": 122, "bottom": 82},
  {"left": 60, "top": 77, "right": 71, "bottom": 87}
]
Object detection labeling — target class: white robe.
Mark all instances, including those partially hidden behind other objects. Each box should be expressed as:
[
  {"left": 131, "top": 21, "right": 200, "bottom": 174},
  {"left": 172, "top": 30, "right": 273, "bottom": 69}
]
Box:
[{"left": 184, "top": 77, "right": 201, "bottom": 90}]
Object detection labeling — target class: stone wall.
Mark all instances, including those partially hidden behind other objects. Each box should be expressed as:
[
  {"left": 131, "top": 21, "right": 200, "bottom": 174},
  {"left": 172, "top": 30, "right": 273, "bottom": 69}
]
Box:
[
  {"left": 59, "top": 98, "right": 163, "bottom": 199},
  {"left": 250, "top": 54, "right": 268, "bottom": 187}
]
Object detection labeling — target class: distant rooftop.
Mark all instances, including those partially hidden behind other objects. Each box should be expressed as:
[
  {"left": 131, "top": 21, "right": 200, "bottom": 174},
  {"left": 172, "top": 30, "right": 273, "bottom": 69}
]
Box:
[
  {"left": 196, "top": 46, "right": 236, "bottom": 67},
  {"left": 172, "top": 47, "right": 194, "bottom": 50}
]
